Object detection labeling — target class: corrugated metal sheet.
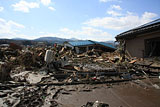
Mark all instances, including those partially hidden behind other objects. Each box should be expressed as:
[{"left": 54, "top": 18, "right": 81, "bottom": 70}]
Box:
[
  {"left": 68, "top": 40, "right": 94, "bottom": 46},
  {"left": 92, "top": 41, "right": 116, "bottom": 49},
  {"left": 98, "top": 42, "right": 116, "bottom": 49},
  {"left": 68, "top": 40, "right": 116, "bottom": 50}
]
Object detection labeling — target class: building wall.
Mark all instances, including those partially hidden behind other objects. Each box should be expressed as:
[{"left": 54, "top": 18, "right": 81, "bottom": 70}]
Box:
[{"left": 126, "top": 31, "right": 160, "bottom": 58}]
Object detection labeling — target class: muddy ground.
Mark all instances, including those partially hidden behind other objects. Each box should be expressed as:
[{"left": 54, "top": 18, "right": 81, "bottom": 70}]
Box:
[
  {"left": 0, "top": 78, "right": 160, "bottom": 107},
  {"left": 47, "top": 78, "right": 160, "bottom": 107}
]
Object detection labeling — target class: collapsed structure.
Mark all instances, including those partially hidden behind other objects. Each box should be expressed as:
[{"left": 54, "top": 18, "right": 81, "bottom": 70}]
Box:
[
  {"left": 0, "top": 20, "right": 160, "bottom": 106},
  {"left": 64, "top": 40, "right": 116, "bottom": 54},
  {"left": 116, "top": 18, "right": 160, "bottom": 58}
]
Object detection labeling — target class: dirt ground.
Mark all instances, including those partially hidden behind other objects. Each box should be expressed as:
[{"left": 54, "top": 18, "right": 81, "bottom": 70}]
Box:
[
  {"left": 0, "top": 77, "right": 160, "bottom": 107},
  {"left": 49, "top": 78, "right": 160, "bottom": 107}
]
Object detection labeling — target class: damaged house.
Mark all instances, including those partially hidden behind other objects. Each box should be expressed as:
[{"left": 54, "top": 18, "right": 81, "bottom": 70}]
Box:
[
  {"left": 116, "top": 18, "right": 160, "bottom": 58},
  {"left": 64, "top": 40, "right": 116, "bottom": 54}
]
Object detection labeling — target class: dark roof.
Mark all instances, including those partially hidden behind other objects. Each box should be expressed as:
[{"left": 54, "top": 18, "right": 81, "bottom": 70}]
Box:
[
  {"left": 116, "top": 18, "right": 160, "bottom": 40},
  {"left": 68, "top": 40, "right": 116, "bottom": 50}
]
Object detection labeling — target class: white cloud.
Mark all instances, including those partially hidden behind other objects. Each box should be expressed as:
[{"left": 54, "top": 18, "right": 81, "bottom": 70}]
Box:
[
  {"left": 39, "top": 31, "right": 45, "bottom": 34},
  {"left": 99, "top": 0, "right": 121, "bottom": 3},
  {"left": 0, "top": 18, "right": 25, "bottom": 38},
  {"left": 111, "top": 5, "right": 122, "bottom": 10},
  {"left": 0, "top": 18, "right": 6, "bottom": 24},
  {"left": 59, "top": 27, "right": 114, "bottom": 41},
  {"left": 35, "top": 27, "right": 114, "bottom": 41},
  {"left": 41, "top": 0, "right": 51, "bottom": 6},
  {"left": 142, "top": 12, "right": 157, "bottom": 20},
  {"left": 12, "top": 0, "right": 39, "bottom": 13},
  {"left": 84, "top": 12, "right": 158, "bottom": 30},
  {"left": 48, "top": 6, "right": 55, "bottom": 11},
  {"left": 0, "top": 7, "right": 4, "bottom": 12},
  {"left": 106, "top": 5, "right": 122, "bottom": 16},
  {"left": 99, "top": 0, "right": 107, "bottom": 2},
  {"left": 7, "top": 20, "right": 25, "bottom": 28},
  {"left": 107, "top": 10, "right": 122, "bottom": 16},
  {"left": 0, "top": 17, "right": 113, "bottom": 41}
]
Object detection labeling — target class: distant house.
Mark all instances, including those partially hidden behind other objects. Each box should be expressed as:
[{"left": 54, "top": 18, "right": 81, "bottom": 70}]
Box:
[
  {"left": 64, "top": 40, "right": 116, "bottom": 54},
  {"left": 116, "top": 18, "right": 160, "bottom": 58}
]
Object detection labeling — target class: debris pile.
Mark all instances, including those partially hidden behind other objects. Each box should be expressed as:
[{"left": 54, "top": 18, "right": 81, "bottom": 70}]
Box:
[
  {"left": 0, "top": 44, "right": 160, "bottom": 106},
  {"left": 0, "top": 63, "right": 12, "bottom": 82},
  {"left": 82, "top": 101, "right": 109, "bottom": 107}
]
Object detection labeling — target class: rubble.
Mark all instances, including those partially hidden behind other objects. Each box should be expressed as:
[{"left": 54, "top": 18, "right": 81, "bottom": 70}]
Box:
[
  {"left": 0, "top": 63, "right": 12, "bottom": 82},
  {"left": 82, "top": 101, "right": 109, "bottom": 107},
  {"left": 9, "top": 43, "right": 22, "bottom": 50},
  {"left": 0, "top": 44, "right": 160, "bottom": 107}
]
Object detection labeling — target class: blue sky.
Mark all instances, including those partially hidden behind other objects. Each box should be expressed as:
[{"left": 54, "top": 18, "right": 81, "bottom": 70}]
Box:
[{"left": 0, "top": 0, "right": 159, "bottom": 41}]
